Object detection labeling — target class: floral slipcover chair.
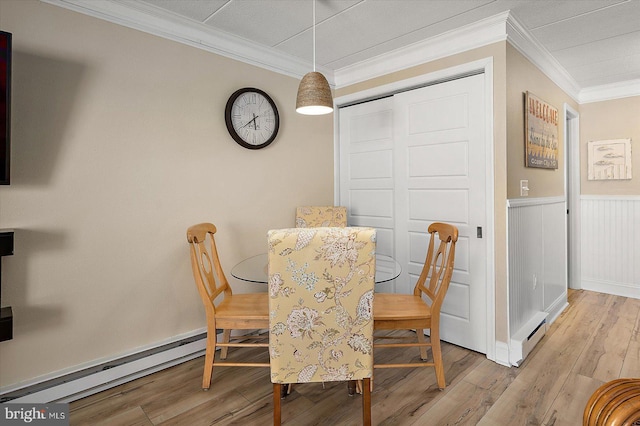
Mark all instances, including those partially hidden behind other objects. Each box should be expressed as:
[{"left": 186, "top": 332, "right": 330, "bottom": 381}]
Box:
[
  {"left": 267, "top": 226, "right": 376, "bottom": 425},
  {"left": 295, "top": 206, "right": 347, "bottom": 228}
]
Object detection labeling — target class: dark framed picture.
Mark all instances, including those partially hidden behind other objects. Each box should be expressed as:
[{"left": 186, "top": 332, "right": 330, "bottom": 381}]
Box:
[{"left": 0, "top": 30, "right": 11, "bottom": 185}]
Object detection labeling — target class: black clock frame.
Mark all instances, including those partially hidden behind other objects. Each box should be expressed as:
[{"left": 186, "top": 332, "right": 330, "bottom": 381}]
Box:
[{"left": 224, "top": 87, "right": 280, "bottom": 150}]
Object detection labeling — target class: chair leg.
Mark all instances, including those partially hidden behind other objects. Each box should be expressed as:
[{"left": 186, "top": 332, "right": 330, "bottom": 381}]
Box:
[
  {"left": 348, "top": 380, "right": 357, "bottom": 395},
  {"left": 220, "top": 329, "right": 231, "bottom": 359},
  {"left": 202, "top": 330, "right": 216, "bottom": 390},
  {"left": 352, "top": 379, "right": 371, "bottom": 394},
  {"left": 281, "top": 383, "right": 292, "bottom": 398},
  {"left": 431, "top": 330, "right": 446, "bottom": 389},
  {"left": 362, "top": 378, "right": 372, "bottom": 426},
  {"left": 416, "top": 328, "right": 429, "bottom": 360},
  {"left": 273, "top": 383, "right": 282, "bottom": 425}
]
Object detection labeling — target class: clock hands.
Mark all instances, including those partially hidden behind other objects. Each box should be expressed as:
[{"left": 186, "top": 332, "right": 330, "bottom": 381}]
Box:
[{"left": 240, "top": 113, "right": 260, "bottom": 130}]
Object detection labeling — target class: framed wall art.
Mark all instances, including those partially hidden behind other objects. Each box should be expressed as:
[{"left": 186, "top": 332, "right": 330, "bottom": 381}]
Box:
[
  {"left": 588, "top": 138, "right": 632, "bottom": 180},
  {"left": 0, "top": 31, "right": 10, "bottom": 184},
  {"left": 525, "top": 92, "right": 558, "bottom": 169}
]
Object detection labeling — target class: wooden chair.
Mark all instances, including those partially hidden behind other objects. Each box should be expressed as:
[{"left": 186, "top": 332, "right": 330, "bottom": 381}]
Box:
[
  {"left": 186, "top": 223, "right": 269, "bottom": 390},
  {"left": 268, "top": 227, "right": 376, "bottom": 426},
  {"left": 373, "top": 222, "right": 458, "bottom": 390},
  {"left": 583, "top": 378, "right": 640, "bottom": 425},
  {"left": 295, "top": 206, "right": 347, "bottom": 228}
]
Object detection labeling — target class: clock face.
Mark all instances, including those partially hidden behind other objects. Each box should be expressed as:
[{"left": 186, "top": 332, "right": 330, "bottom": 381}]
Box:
[{"left": 225, "top": 88, "right": 280, "bottom": 150}]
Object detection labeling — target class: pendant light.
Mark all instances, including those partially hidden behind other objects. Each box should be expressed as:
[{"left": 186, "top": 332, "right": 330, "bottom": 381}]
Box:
[{"left": 296, "top": 0, "right": 333, "bottom": 115}]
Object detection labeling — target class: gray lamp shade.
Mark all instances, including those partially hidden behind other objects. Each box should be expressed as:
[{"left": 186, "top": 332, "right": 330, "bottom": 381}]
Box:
[{"left": 296, "top": 71, "right": 333, "bottom": 115}]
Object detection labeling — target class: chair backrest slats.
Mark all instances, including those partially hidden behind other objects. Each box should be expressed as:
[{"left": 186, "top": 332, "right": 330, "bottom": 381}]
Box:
[
  {"left": 187, "top": 223, "right": 231, "bottom": 315},
  {"left": 414, "top": 222, "right": 458, "bottom": 310}
]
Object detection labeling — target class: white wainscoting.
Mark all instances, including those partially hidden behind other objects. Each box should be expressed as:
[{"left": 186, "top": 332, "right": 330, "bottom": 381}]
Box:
[
  {"left": 581, "top": 195, "right": 640, "bottom": 299},
  {"left": 507, "top": 197, "right": 568, "bottom": 366}
]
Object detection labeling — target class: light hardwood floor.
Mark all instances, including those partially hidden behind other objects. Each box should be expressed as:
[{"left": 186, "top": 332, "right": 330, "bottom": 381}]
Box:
[{"left": 69, "top": 290, "right": 640, "bottom": 425}]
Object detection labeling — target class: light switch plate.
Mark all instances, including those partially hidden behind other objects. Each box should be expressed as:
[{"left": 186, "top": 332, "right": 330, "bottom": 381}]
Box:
[{"left": 520, "top": 180, "right": 529, "bottom": 196}]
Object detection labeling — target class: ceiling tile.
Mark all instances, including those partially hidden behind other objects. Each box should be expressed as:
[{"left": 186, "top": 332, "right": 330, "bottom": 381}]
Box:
[
  {"left": 138, "top": 0, "right": 227, "bottom": 22},
  {"left": 568, "top": 54, "right": 640, "bottom": 86},
  {"left": 530, "top": 0, "right": 640, "bottom": 51},
  {"left": 503, "top": 0, "right": 629, "bottom": 29},
  {"left": 278, "top": 0, "right": 495, "bottom": 66},
  {"left": 554, "top": 32, "right": 640, "bottom": 68},
  {"left": 203, "top": 0, "right": 360, "bottom": 47}
]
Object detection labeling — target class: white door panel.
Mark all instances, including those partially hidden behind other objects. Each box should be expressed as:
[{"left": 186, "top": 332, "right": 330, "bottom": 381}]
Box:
[
  {"left": 350, "top": 110, "right": 393, "bottom": 143},
  {"left": 408, "top": 142, "right": 469, "bottom": 177},
  {"left": 374, "top": 228, "right": 395, "bottom": 256},
  {"left": 349, "top": 189, "right": 394, "bottom": 217},
  {"left": 340, "top": 97, "right": 395, "bottom": 260},
  {"left": 408, "top": 190, "right": 469, "bottom": 223},
  {"left": 407, "top": 94, "right": 469, "bottom": 134},
  {"left": 350, "top": 151, "right": 393, "bottom": 179},
  {"left": 339, "top": 74, "right": 487, "bottom": 353},
  {"left": 395, "top": 74, "right": 486, "bottom": 353},
  {"left": 442, "top": 282, "right": 471, "bottom": 319}
]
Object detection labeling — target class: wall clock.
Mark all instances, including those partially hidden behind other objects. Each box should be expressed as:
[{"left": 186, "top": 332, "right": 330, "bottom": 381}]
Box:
[{"left": 225, "top": 87, "right": 280, "bottom": 150}]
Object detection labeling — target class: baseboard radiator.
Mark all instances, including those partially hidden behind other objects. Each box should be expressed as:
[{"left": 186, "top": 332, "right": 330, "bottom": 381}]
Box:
[
  {"left": 509, "top": 312, "right": 547, "bottom": 367},
  {"left": 0, "top": 332, "right": 207, "bottom": 404},
  {"left": 507, "top": 197, "right": 567, "bottom": 367}
]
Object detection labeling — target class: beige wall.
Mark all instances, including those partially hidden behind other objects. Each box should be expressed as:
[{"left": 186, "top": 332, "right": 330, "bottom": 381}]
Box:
[
  {"left": 0, "top": 0, "right": 334, "bottom": 387},
  {"left": 580, "top": 96, "right": 640, "bottom": 195},
  {"left": 336, "top": 43, "right": 512, "bottom": 343},
  {"left": 506, "top": 44, "right": 579, "bottom": 199}
]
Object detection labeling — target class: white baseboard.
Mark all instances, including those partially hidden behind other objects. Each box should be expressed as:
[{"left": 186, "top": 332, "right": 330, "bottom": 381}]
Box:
[
  {"left": 546, "top": 292, "right": 569, "bottom": 325},
  {"left": 582, "top": 279, "right": 640, "bottom": 300},
  {"left": 0, "top": 328, "right": 207, "bottom": 404},
  {"left": 0, "top": 327, "right": 270, "bottom": 404},
  {"left": 493, "top": 341, "right": 511, "bottom": 367},
  {"left": 509, "top": 312, "right": 548, "bottom": 367}
]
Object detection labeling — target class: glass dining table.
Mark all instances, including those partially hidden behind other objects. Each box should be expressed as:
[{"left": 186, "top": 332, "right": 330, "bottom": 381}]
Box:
[
  {"left": 231, "top": 252, "right": 401, "bottom": 397},
  {"left": 231, "top": 253, "right": 401, "bottom": 285}
]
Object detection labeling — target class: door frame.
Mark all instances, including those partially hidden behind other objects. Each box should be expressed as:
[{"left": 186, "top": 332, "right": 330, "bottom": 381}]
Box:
[
  {"left": 564, "top": 104, "right": 581, "bottom": 290},
  {"left": 333, "top": 57, "right": 497, "bottom": 362}
]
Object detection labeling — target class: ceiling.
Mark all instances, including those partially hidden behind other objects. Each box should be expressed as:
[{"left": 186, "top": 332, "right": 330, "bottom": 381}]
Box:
[{"left": 46, "top": 0, "right": 640, "bottom": 102}]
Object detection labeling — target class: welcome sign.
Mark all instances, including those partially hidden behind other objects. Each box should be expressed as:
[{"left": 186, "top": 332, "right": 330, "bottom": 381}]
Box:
[{"left": 525, "top": 92, "right": 559, "bottom": 169}]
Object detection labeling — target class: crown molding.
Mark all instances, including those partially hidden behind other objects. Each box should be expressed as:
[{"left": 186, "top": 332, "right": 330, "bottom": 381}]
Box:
[
  {"left": 333, "top": 11, "right": 510, "bottom": 89},
  {"left": 332, "top": 11, "right": 585, "bottom": 102},
  {"left": 579, "top": 79, "right": 640, "bottom": 104},
  {"left": 39, "top": 1, "right": 638, "bottom": 103},
  {"left": 504, "top": 13, "right": 581, "bottom": 103},
  {"left": 40, "top": 0, "right": 330, "bottom": 83}
]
